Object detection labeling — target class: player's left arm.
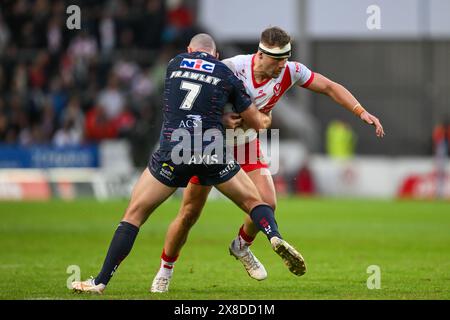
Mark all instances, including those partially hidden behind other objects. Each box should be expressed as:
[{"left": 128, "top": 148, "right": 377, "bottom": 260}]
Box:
[
  {"left": 223, "top": 111, "right": 272, "bottom": 129},
  {"left": 252, "top": 110, "right": 272, "bottom": 129},
  {"left": 302, "top": 73, "right": 385, "bottom": 138},
  {"left": 261, "top": 111, "right": 272, "bottom": 128},
  {"left": 222, "top": 57, "right": 273, "bottom": 129}
]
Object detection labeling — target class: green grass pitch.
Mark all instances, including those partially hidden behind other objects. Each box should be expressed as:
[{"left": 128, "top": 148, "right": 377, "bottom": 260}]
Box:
[{"left": 0, "top": 197, "right": 449, "bottom": 300}]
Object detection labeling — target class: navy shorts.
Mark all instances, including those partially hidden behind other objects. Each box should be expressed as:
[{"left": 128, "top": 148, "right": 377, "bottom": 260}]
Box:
[{"left": 148, "top": 151, "right": 241, "bottom": 188}]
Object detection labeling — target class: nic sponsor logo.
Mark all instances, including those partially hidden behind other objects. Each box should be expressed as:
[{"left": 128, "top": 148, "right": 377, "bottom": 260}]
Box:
[{"left": 180, "top": 58, "right": 215, "bottom": 73}]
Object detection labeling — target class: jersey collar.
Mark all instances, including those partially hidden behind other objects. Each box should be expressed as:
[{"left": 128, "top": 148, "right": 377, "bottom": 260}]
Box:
[{"left": 251, "top": 54, "right": 271, "bottom": 88}]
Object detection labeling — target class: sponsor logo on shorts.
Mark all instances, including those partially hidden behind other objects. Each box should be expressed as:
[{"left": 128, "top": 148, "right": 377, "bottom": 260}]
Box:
[
  {"left": 159, "top": 162, "right": 174, "bottom": 181},
  {"left": 219, "top": 160, "right": 237, "bottom": 178},
  {"left": 162, "top": 162, "right": 174, "bottom": 171}
]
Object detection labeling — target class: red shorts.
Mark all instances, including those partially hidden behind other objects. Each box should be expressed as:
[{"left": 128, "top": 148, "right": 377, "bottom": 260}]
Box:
[{"left": 189, "top": 138, "right": 268, "bottom": 185}]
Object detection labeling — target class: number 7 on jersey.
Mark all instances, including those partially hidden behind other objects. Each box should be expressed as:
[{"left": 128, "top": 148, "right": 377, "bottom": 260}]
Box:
[{"left": 179, "top": 80, "right": 202, "bottom": 110}]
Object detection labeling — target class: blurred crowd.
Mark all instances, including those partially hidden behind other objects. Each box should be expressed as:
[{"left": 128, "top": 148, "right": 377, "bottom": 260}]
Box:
[{"left": 0, "top": 0, "right": 200, "bottom": 165}]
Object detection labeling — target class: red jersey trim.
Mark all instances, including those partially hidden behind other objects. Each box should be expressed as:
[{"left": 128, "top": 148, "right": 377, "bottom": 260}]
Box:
[
  {"left": 251, "top": 54, "right": 271, "bottom": 88},
  {"left": 301, "top": 72, "right": 315, "bottom": 88},
  {"left": 259, "top": 65, "right": 292, "bottom": 113}
]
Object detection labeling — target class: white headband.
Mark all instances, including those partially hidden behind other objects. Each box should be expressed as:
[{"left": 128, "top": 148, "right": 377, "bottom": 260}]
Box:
[{"left": 258, "top": 42, "right": 291, "bottom": 58}]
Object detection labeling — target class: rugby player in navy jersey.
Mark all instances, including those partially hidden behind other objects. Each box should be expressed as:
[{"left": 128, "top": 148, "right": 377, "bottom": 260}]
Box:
[
  {"left": 71, "top": 33, "right": 306, "bottom": 294},
  {"left": 152, "top": 27, "right": 385, "bottom": 293}
]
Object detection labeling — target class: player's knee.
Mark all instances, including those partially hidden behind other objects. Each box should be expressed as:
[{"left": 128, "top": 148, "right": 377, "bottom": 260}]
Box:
[
  {"left": 241, "top": 197, "right": 264, "bottom": 214},
  {"left": 263, "top": 198, "right": 277, "bottom": 211},
  {"left": 178, "top": 206, "right": 201, "bottom": 228},
  {"left": 267, "top": 200, "right": 276, "bottom": 211},
  {"left": 244, "top": 195, "right": 277, "bottom": 214},
  {"left": 258, "top": 191, "right": 276, "bottom": 212},
  {"left": 124, "top": 202, "right": 151, "bottom": 227},
  {"left": 259, "top": 190, "right": 276, "bottom": 211}
]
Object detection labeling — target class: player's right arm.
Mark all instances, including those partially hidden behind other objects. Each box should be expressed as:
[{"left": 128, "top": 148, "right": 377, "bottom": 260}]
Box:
[
  {"left": 290, "top": 61, "right": 384, "bottom": 137},
  {"left": 305, "top": 72, "right": 384, "bottom": 138}
]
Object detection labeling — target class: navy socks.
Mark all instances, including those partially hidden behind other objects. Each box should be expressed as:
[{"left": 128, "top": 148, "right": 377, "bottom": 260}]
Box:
[
  {"left": 95, "top": 221, "right": 139, "bottom": 285},
  {"left": 249, "top": 204, "right": 282, "bottom": 241}
]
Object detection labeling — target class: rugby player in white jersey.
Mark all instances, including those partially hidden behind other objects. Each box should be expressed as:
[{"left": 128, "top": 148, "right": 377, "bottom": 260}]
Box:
[{"left": 151, "top": 27, "right": 384, "bottom": 293}]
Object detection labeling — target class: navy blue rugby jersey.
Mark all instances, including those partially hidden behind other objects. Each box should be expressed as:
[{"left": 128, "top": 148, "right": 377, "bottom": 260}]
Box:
[{"left": 157, "top": 51, "right": 252, "bottom": 154}]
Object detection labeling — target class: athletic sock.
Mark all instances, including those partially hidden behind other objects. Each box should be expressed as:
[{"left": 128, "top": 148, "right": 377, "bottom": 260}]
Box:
[
  {"left": 158, "top": 249, "right": 178, "bottom": 278},
  {"left": 249, "top": 204, "right": 282, "bottom": 241},
  {"left": 233, "top": 225, "right": 255, "bottom": 251},
  {"left": 94, "top": 221, "right": 139, "bottom": 286}
]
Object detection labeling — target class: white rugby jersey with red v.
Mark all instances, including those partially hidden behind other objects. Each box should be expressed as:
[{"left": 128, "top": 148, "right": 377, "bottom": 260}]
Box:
[{"left": 223, "top": 54, "right": 315, "bottom": 144}]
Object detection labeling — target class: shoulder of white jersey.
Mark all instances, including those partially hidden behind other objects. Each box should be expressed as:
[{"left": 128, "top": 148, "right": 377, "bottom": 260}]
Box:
[
  {"left": 221, "top": 54, "right": 252, "bottom": 74},
  {"left": 286, "top": 61, "right": 315, "bottom": 88}
]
